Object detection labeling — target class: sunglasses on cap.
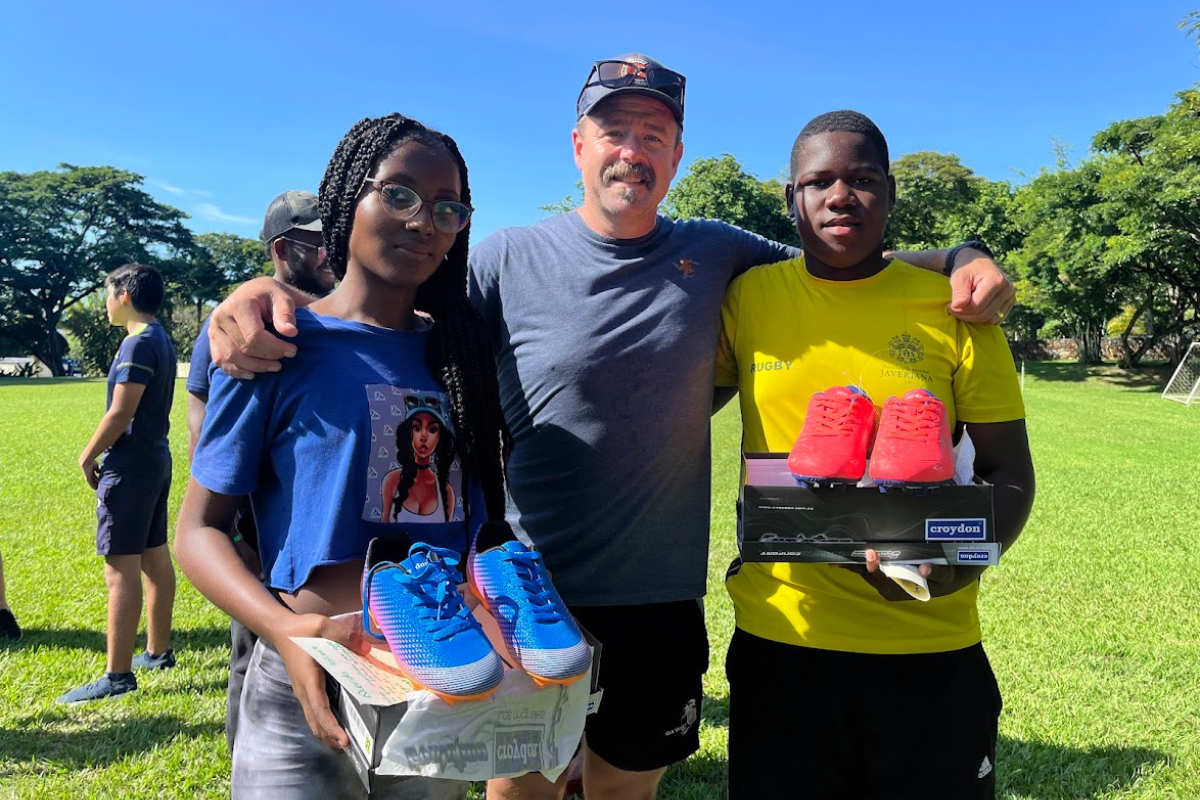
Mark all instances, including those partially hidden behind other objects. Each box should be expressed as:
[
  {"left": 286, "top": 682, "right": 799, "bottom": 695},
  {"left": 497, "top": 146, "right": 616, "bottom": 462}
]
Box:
[
  {"left": 585, "top": 59, "right": 686, "bottom": 105},
  {"left": 362, "top": 178, "right": 473, "bottom": 234},
  {"left": 404, "top": 393, "right": 445, "bottom": 416}
]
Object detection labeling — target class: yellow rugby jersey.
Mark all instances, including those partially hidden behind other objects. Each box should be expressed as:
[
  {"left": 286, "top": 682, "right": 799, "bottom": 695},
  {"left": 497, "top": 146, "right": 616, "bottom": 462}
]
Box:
[{"left": 716, "top": 256, "right": 1025, "bottom": 654}]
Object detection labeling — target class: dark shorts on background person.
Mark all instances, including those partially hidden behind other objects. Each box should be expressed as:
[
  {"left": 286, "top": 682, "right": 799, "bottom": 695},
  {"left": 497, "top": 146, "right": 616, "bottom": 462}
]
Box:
[
  {"left": 95, "top": 464, "right": 172, "bottom": 556},
  {"left": 568, "top": 599, "right": 708, "bottom": 772},
  {"left": 726, "top": 628, "right": 1002, "bottom": 800}
]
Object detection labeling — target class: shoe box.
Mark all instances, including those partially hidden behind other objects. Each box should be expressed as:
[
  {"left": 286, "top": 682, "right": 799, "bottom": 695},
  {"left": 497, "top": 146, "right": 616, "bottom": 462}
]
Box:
[
  {"left": 316, "top": 601, "right": 603, "bottom": 792},
  {"left": 738, "top": 453, "right": 999, "bottom": 565}
]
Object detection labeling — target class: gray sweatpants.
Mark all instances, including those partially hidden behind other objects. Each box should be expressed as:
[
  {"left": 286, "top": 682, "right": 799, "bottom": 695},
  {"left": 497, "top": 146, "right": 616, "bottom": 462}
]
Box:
[{"left": 232, "top": 640, "right": 469, "bottom": 800}]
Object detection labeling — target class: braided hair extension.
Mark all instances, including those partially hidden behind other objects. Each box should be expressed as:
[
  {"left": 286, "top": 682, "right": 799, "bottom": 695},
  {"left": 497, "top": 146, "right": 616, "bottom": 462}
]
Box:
[{"left": 318, "top": 113, "right": 511, "bottom": 522}]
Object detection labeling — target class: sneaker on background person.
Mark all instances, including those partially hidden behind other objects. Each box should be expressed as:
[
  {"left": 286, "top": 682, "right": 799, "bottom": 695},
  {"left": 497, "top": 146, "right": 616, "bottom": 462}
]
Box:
[
  {"left": 131, "top": 647, "right": 176, "bottom": 670},
  {"left": 0, "top": 608, "right": 21, "bottom": 642},
  {"left": 0, "top": 551, "right": 20, "bottom": 643},
  {"left": 57, "top": 672, "right": 137, "bottom": 704}
]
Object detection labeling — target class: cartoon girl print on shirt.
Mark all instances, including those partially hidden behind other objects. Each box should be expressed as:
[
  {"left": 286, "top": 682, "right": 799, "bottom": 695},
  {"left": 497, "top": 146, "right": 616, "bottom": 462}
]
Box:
[{"left": 362, "top": 386, "right": 463, "bottom": 523}]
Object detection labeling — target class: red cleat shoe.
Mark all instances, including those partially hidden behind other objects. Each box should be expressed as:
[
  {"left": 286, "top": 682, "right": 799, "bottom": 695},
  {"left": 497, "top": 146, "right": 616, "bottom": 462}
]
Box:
[
  {"left": 787, "top": 386, "right": 876, "bottom": 485},
  {"left": 868, "top": 389, "right": 954, "bottom": 488}
]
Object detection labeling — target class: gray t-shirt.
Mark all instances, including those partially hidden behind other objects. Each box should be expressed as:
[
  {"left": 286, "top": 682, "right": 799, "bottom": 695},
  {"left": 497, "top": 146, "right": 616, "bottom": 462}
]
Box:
[{"left": 468, "top": 211, "right": 795, "bottom": 605}]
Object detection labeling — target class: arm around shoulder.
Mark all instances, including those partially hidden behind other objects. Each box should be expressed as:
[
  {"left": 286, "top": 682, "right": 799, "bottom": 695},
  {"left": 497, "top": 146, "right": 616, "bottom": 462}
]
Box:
[
  {"left": 209, "top": 277, "right": 310, "bottom": 379},
  {"left": 889, "top": 245, "right": 1016, "bottom": 325}
]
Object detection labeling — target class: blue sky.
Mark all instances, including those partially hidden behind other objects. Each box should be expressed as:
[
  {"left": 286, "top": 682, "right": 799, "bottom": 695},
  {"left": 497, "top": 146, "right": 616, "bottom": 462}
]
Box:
[{"left": 2, "top": 1, "right": 1196, "bottom": 243}]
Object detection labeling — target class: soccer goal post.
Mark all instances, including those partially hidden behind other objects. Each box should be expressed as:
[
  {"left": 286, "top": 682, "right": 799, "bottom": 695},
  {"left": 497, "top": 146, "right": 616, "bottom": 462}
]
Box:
[{"left": 1163, "top": 342, "right": 1200, "bottom": 406}]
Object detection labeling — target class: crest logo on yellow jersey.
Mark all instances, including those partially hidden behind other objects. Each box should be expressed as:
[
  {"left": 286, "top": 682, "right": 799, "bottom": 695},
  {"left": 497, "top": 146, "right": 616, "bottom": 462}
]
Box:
[{"left": 889, "top": 333, "right": 924, "bottom": 364}]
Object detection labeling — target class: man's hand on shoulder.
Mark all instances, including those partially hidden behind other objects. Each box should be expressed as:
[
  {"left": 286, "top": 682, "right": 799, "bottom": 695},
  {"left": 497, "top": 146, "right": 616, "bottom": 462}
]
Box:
[
  {"left": 947, "top": 248, "right": 1016, "bottom": 326},
  {"left": 210, "top": 277, "right": 309, "bottom": 380}
]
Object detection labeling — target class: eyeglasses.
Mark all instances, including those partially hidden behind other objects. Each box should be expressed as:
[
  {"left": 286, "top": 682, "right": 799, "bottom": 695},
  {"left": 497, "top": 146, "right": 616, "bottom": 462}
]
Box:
[
  {"left": 361, "top": 179, "right": 473, "bottom": 234},
  {"left": 276, "top": 236, "right": 327, "bottom": 260},
  {"left": 585, "top": 59, "right": 686, "bottom": 108}
]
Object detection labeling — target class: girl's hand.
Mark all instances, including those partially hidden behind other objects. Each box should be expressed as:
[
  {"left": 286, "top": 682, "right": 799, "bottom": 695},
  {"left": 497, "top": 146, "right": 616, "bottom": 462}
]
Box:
[{"left": 273, "top": 613, "right": 369, "bottom": 751}]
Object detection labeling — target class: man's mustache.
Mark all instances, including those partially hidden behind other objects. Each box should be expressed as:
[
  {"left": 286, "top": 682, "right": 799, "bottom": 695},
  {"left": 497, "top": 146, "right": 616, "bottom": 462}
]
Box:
[{"left": 602, "top": 162, "right": 656, "bottom": 189}]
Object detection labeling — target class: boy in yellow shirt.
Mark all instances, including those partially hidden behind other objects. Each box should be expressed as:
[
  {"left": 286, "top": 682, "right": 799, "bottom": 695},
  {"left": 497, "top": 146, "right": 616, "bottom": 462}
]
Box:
[{"left": 715, "top": 110, "right": 1035, "bottom": 799}]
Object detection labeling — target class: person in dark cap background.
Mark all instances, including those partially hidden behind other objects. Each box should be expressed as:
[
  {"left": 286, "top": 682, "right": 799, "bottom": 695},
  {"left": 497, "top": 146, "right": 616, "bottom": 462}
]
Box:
[
  {"left": 207, "top": 53, "right": 1016, "bottom": 800},
  {"left": 185, "top": 189, "right": 334, "bottom": 754},
  {"left": 259, "top": 190, "right": 335, "bottom": 298}
]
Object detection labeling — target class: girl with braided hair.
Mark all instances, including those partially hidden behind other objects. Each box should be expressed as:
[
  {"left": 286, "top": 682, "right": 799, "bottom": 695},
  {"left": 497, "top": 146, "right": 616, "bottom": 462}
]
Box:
[{"left": 177, "top": 113, "right": 508, "bottom": 800}]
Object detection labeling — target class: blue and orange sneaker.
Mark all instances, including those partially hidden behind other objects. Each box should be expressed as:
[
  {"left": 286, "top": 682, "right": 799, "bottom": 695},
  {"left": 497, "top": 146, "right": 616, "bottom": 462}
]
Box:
[
  {"left": 787, "top": 386, "right": 877, "bottom": 486},
  {"left": 469, "top": 531, "right": 590, "bottom": 687},
  {"left": 362, "top": 543, "right": 503, "bottom": 703},
  {"left": 868, "top": 389, "right": 955, "bottom": 489}
]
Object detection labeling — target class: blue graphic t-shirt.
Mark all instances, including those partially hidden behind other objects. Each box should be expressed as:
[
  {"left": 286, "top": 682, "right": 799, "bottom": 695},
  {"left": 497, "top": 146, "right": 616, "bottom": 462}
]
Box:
[
  {"left": 104, "top": 320, "right": 176, "bottom": 472},
  {"left": 191, "top": 308, "right": 487, "bottom": 593}
]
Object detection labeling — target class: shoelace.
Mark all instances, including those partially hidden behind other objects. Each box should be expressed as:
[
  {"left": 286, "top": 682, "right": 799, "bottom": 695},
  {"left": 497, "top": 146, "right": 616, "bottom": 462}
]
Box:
[
  {"left": 360, "top": 546, "right": 478, "bottom": 643},
  {"left": 807, "top": 396, "right": 866, "bottom": 437},
  {"left": 882, "top": 399, "right": 943, "bottom": 442},
  {"left": 504, "top": 550, "right": 564, "bottom": 624},
  {"left": 403, "top": 551, "right": 479, "bottom": 642}
]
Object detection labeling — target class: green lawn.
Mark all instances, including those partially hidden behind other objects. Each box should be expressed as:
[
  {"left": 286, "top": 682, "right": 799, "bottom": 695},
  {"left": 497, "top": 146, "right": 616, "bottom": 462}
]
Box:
[{"left": 1, "top": 363, "right": 1197, "bottom": 799}]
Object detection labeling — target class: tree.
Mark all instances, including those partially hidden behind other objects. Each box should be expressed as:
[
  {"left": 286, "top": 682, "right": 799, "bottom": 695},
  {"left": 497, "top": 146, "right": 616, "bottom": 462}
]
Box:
[
  {"left": 939, "top": 178, "right": 1024, "bottom": 259},
  {"left": 1181, "top": 10, "right": 1200, "bottom": 47},
  {"left": 663, "top": 155, "right": 799, "bottom": 245},
  {"left": 172, "top": 232, "right": 269, "bottom": 326},
  {"left": 540, "top": 181, "right": 584, "bottom": 215},
  {"left": 886, "top": 151, "right": 978, "bottom": 251},
  {"left": 59, "top": 297, "right": 126, "bottom": 377},
  {"left": 0, "top": 165, "right": 192, "bottom": 375},
  {"left": 1013, "top": 159, "right": 1129, "bottom": 363},
  {"left": 887, "top": 151, "right": 1024, "bottom": 258},
  {"left": 1089, "top": 89, "right": 1200, "bottom": 366}
]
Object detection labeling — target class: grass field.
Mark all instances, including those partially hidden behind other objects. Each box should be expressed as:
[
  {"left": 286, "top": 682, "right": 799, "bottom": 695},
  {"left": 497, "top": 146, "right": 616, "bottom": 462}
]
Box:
[{"left": 1, "top": 363, "right": 1197, "bottom": 799}]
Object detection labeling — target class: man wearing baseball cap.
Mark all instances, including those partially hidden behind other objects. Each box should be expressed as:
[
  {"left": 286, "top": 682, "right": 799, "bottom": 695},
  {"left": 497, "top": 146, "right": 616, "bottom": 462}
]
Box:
[
  {"left": 258, "top": 190, "right": 335, "bottom": 298},
  {"left": 472, "top": 54, "right": 1011, "bottom": 800},
  {"left": 185, "top": 189, "right": 333, "bottom": 754},
  {"left": 206, "top": 54, "right": 1016, "bottom": 799}
]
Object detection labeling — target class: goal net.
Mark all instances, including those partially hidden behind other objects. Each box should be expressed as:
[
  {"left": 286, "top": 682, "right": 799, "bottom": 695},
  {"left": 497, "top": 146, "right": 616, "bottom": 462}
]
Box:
[{"left": 1163, "top": 342, "right": 1200, "bottom": 406}]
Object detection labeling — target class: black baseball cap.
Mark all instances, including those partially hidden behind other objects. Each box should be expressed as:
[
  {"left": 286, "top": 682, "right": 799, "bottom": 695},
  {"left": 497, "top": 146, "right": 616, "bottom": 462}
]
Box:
[
  {"left": 260, "top": 190, "right": 322, "bottom": 243},
  {"left": 576, "top": 53, "right": 686, "bottom": 125}
]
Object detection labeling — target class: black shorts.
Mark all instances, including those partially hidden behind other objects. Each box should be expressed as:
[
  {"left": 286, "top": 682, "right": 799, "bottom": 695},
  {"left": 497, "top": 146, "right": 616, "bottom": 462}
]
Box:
[
  {"left": 95, "top": 464, "right": 172, "bottom": 556},
  {"left": 727, "top": 628, "right": 1002, "bottom": 800},
  {"left": 568, "top": 599, "right": 709, "bottom": 772}
]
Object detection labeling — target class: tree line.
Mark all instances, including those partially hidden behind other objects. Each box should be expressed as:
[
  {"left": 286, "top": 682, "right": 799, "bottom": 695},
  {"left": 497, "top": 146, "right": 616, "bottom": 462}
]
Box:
[{"left": 0, "top": 165, "right": 266, "bottom": 375}]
